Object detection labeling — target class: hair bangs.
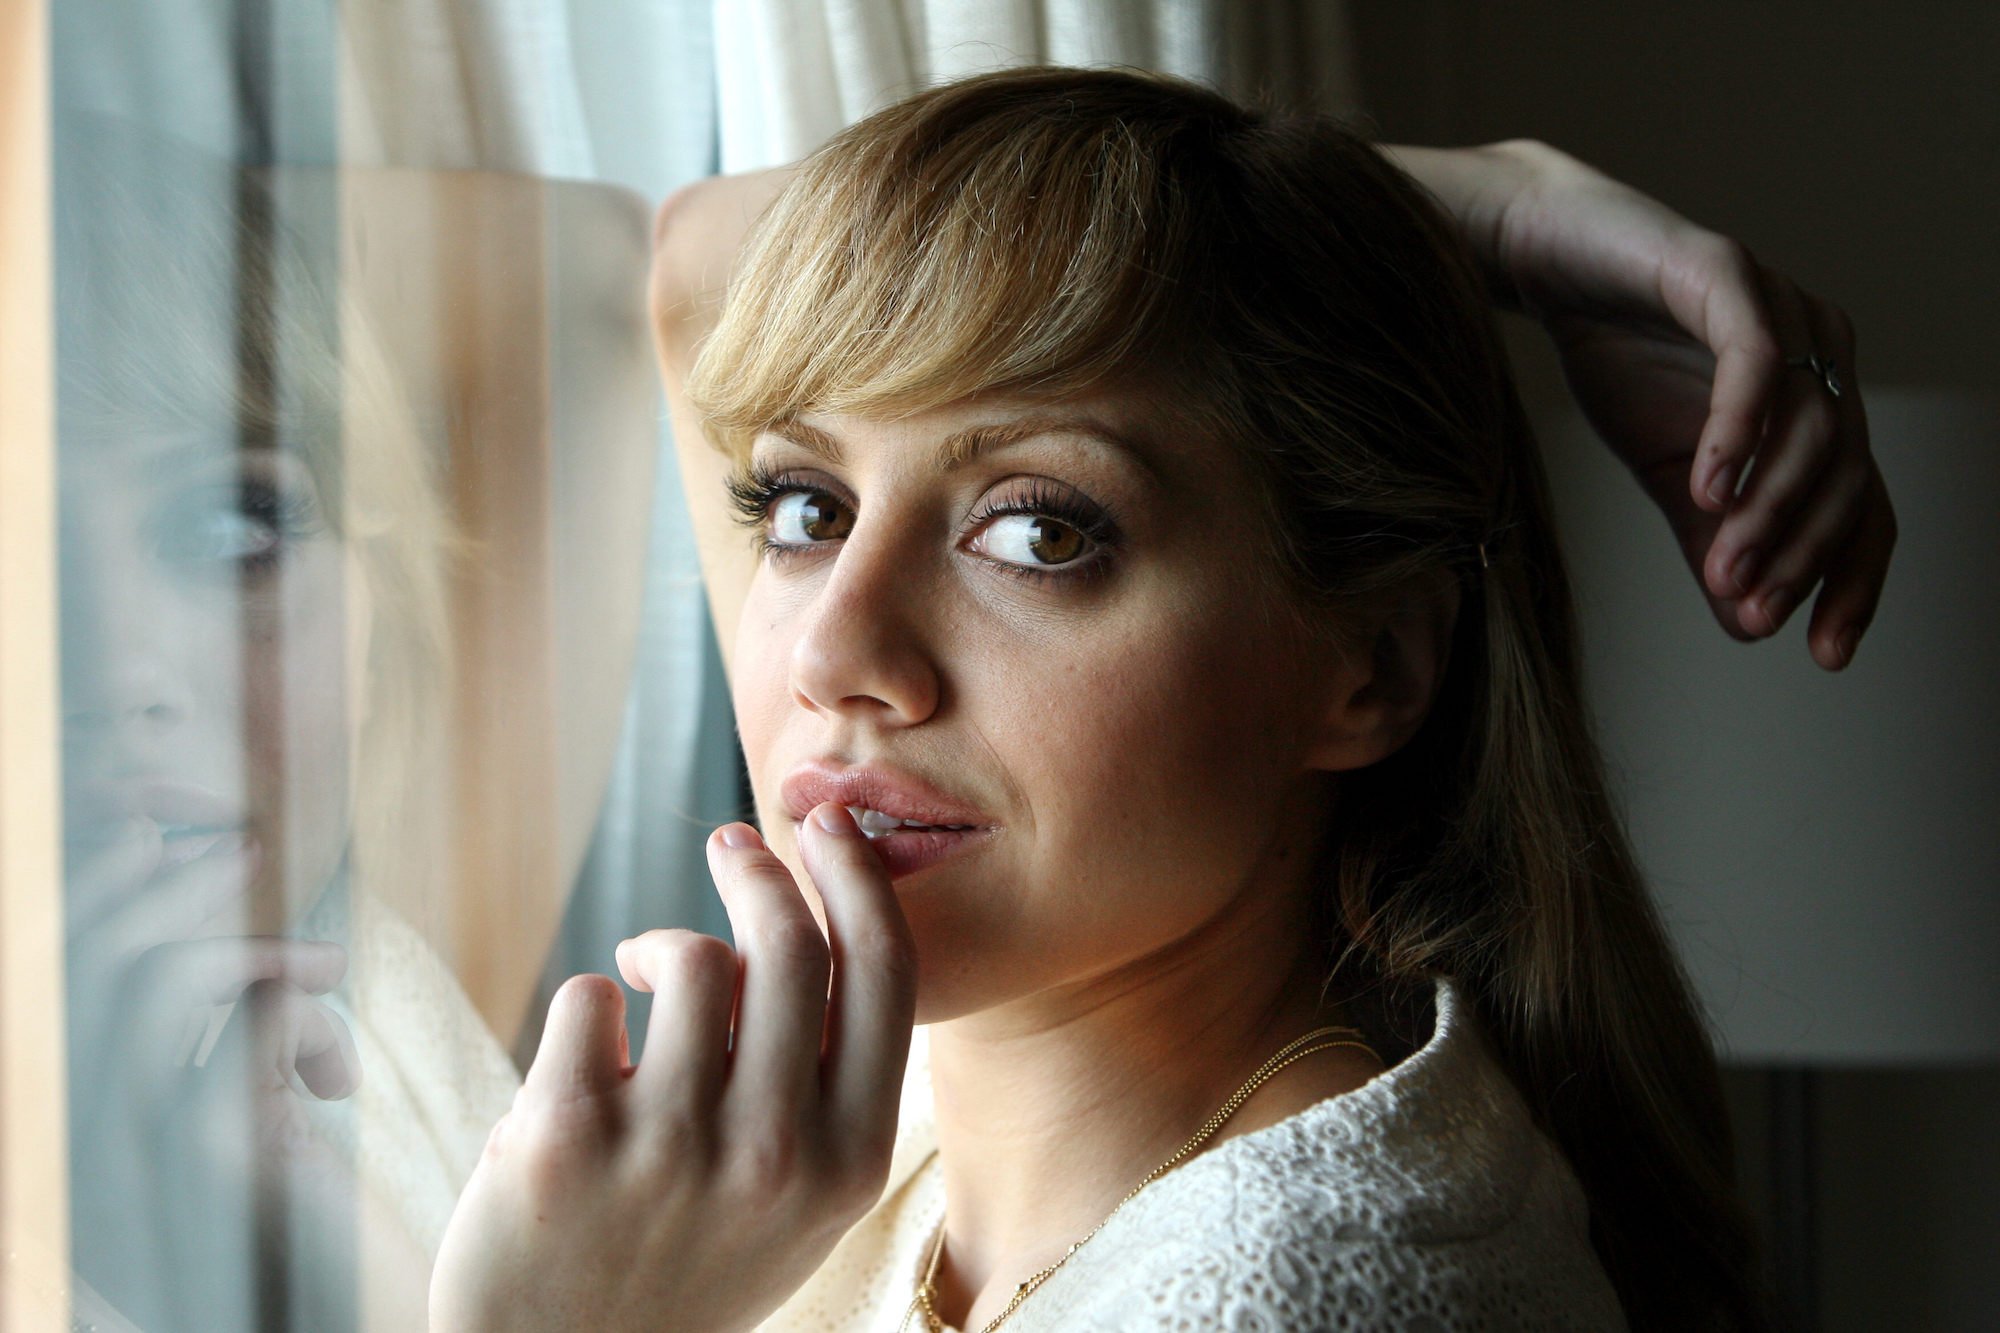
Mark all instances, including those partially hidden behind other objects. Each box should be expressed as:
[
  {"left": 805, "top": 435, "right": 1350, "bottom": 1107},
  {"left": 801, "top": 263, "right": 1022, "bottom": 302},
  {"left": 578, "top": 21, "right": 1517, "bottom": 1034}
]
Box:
[{"left": 687, "top": 70, "right": 1240, "bottom": 456}]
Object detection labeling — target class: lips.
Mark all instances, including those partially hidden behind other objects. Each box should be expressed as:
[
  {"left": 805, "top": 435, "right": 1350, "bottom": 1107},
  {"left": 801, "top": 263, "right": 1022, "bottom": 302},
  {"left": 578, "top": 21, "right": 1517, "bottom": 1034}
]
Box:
[
  {"left": 66, "top": 779, "right": 249, "bottom": 863},
  {"left": 779, "top": 760, "right": 997, "bottom": 881},
  {"left": 780, "top": 761, "right": 992, "bottom": 830}
]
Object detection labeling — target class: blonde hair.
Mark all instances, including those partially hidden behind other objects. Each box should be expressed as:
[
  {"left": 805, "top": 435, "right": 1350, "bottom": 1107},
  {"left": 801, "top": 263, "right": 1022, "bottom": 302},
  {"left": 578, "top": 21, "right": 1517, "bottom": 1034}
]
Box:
[{"left": 690, "top": 67, "right": 1767, "bottom": 1329}]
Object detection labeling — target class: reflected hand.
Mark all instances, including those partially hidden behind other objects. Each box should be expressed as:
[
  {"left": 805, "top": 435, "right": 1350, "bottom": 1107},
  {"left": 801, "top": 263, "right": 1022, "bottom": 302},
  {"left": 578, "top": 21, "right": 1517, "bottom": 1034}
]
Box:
[
  {"left": 430, "top": 804, "right": 918, "bottom": 1333},
  {"left": 64, "top": 818, "right": 366, "bottom": 1325},
  {"left": 1480, "top": 142, "right": 1897, "bottom": 669},
  {"left": 65, "top": 818, "right": 358, "bottom": 1127}
]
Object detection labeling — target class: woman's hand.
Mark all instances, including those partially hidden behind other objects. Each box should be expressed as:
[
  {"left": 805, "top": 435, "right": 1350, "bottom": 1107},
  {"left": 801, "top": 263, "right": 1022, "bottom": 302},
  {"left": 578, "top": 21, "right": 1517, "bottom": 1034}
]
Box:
[
  {"left": 430, "top": 803, "right": 918, "bottom": 1333},
  {"left": 1390, "top": 140, "right": 1896, "bottom": 670}
]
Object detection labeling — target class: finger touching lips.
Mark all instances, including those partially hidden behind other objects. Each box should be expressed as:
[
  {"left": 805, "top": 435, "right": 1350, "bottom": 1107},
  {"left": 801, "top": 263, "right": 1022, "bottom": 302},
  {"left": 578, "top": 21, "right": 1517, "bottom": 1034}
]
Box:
[
  {"left": 709, "top": 823, "right": 832, "bottom": 1114},
  {"left": 799, "top": 803, "right": 917, "bottom": 1153}
]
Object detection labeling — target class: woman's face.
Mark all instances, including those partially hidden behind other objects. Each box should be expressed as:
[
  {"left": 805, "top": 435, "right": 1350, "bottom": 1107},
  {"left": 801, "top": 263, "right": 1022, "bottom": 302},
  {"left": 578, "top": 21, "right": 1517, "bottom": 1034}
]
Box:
[
  {"left": 60, "top": 433, "right": 354, "bottom": 933},
  {"left": 733, "top": 389, "right": 1349, "bottom": 1024}
]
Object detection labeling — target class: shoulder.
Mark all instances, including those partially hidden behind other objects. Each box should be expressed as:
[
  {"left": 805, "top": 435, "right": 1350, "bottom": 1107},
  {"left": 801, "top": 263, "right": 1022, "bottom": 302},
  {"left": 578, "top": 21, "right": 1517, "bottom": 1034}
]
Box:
[{"left": 1018, "top": 980, "right": 1628, "bottom": 1331}]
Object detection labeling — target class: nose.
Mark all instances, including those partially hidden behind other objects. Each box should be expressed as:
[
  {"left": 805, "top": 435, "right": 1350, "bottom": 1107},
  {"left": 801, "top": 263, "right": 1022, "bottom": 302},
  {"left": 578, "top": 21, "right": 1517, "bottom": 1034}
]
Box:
[{"left": 787, "top": 523, "right": 942, "bottom": 727}]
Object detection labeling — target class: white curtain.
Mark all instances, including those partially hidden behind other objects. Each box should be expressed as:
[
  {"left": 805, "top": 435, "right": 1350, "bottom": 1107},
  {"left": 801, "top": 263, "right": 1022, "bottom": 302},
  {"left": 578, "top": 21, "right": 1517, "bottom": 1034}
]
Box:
[{"left": 714, "top": 0, "right": 1357, "bottom": 172}]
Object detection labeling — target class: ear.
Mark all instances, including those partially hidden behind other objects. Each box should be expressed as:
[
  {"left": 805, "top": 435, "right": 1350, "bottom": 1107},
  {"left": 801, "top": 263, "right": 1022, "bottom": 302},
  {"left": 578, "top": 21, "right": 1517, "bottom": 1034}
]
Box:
[{"left": 1303, "top": 570, "right": 1462, "bottom": 773}]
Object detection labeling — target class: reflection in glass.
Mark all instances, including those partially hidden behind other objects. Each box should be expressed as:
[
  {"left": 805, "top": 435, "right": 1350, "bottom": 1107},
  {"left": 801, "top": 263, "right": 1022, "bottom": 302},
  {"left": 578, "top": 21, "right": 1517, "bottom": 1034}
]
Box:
[
  {"left": 55, "top": 102, "right": 664, "bottom": 1326},
  {"left": 60, "top": 123, "right": 357, "bottom": 1330}
]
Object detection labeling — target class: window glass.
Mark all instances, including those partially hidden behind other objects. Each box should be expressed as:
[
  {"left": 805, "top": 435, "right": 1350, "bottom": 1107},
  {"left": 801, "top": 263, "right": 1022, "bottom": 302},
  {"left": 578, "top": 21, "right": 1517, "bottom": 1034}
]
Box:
[{"left": 52, "top": 6, "right": 727, "bottom": 1327}]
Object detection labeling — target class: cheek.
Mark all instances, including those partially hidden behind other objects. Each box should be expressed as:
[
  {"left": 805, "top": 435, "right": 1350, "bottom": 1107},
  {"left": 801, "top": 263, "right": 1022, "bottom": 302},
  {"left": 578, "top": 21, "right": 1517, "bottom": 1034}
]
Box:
[
  {"left": 732, "top": 595, "right": 792, "bottom": 796},
  {"left": 1044, "top": 607, "right": 1296, "bottom": 813}
]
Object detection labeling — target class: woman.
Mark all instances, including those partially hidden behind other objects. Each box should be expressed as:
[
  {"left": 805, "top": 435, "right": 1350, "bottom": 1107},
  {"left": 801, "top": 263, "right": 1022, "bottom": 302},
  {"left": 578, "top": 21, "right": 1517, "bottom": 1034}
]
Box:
[{"left": 433, "top": 68, "right": 1892, "bottom": 1329}]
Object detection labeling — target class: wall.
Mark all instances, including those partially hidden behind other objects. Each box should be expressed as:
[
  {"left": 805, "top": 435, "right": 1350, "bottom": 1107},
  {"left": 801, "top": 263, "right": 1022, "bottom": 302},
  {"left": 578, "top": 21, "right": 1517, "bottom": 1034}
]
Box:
[{"left": 1346, "top": 5, "right": 2000, "bottom": 1328}]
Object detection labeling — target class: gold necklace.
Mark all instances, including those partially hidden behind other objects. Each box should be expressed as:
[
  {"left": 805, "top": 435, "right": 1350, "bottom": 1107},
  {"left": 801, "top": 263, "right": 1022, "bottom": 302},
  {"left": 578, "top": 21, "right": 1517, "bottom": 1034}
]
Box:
[{"left": 898, "top": 1025, "right": 1383, "bottom": 1333}]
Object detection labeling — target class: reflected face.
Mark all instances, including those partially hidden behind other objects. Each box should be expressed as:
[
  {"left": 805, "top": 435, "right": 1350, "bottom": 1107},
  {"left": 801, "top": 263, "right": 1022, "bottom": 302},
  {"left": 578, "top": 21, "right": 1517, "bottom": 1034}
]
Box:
[
  {"left": 732, "top": 391, "right": 1343, "bottom": 1023},
  {"left": 60, "top": 435, "right": 353, "bottom": 932}
]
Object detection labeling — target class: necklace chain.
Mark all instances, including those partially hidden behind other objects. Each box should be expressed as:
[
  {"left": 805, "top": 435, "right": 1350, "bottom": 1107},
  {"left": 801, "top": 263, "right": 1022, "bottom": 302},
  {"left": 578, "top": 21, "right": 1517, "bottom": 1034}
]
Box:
[{"left": 898, "top": 1025, "right": 1382, "bottom": 1333}]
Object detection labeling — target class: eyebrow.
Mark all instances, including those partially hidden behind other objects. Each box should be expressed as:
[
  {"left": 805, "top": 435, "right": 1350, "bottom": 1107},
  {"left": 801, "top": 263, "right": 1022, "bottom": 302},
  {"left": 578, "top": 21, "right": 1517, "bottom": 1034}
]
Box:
[{"left": 763, "top": 414, "right": 1163, "bottom": 481}]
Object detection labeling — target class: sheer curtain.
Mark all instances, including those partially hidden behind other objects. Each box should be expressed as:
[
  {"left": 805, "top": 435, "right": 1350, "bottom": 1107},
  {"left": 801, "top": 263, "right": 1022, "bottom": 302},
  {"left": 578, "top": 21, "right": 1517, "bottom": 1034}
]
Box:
[{"left": 715, "top": 0, "right": 1356, "bottom": 170}]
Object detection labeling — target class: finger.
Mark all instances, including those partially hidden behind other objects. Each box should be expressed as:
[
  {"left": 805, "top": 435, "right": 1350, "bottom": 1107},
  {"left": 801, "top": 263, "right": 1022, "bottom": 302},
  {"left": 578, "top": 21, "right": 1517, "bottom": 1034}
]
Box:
[
  {"left": 799, "top": 803, "right": 917, "bottom": 1167},
  {"left": 62, "top": 818, "right": 165, "bottom": 940},
  {"left": 208, "top": 979, "right": 361, "bottom": 1101},
  {"left": 252, "top": 981, "right": 361, "bottom": 1100},
  {"left": 524, "top": 973, "right": 630, "bottom": 1099},
  {"left": 1718, "top": 286, "right": 1866, "bottom": 637},
  {"left": 128, "top": 936, "right": 349, "bottom": 1007},
  {"left": 1735, "top": 452, "right": 1870, "bottom": 637},
  {"left": 708, "top": 822, "right": 830, "bottom": 1116},
  {"left": 286, "top": 997, "right": 361, "bottom": 1101},
  {"left": 620, "top": 929, "right": 738, "bottom": 1111},
  {"left": 1669, "top": 234, "right": 1782, "bottom": 513},
  {"left": 1624, "top": 450, "right": 1758, "bottom": 644},
  {"left": 1701, "top": 271, "right": 1829, "bottom": 612},
  {"left": 1800, "top": 467, "right": 1897, "bottom": 670},
  {"left": 115, "top": 937, "right": 348, "bottom": 1077},
  {"left": 74, "top": 831, "right": 261, "bottom": 960},
  {"left": 1791, "top": 296, "right": 1880, "bottom": 668}
]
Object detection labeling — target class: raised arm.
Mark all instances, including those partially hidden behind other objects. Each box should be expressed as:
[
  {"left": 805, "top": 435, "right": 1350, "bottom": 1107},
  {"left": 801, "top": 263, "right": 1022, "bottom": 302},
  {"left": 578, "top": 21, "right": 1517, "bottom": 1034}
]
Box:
[
  {"left": 1385, "top": 140, "right": 1894, "bottom": 671},
  {"left": 648, "top": 165, "right": 797, "bottom": 677}
]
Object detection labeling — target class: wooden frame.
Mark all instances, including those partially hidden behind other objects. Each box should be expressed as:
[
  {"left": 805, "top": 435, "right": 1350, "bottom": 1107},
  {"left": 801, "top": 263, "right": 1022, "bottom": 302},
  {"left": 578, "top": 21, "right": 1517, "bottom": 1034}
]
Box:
[{"left": 0, "top": 0, "right": 70, "bottom": 1326}]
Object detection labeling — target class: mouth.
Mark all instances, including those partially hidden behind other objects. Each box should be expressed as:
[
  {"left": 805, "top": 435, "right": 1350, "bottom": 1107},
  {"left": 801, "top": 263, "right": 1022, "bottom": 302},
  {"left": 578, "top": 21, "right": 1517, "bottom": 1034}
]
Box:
[
  {"left": 65, "top": 780, "right": 251, "bottom": 874},
  {"left": 154, "top": 823, "right": 248, "bottom": 872},
  {"left": 843, "top": 805, "right": 979, "bottom": 840},
  {"left": 779, "top": 761, "right": 996, "bottom": 882}
]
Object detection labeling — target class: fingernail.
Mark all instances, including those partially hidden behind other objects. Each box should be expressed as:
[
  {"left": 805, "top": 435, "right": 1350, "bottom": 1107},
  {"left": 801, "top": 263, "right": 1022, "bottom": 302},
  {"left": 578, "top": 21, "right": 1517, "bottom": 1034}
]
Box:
[
  {"left": 719, "top": 824, "right": 761, "bottom": 850},
  {"left": 1727, "top": 546, "right": 1759, "bottom": 596},
  {"left": 812, "top": 803, "right": 855, "bottom": 836},
  {"left": 1707, "top": 465, "right": 1736, "bottom": 506},
  {"left": 1837, "top": 627, "right": 1859, "bottom": 666}
]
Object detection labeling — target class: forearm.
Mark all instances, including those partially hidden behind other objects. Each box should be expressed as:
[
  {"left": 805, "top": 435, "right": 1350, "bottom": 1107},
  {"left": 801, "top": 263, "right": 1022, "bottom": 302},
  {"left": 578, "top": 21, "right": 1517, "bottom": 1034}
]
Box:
[{"left": 1378, "top": 140, "right": 1562, "bottom": 310}]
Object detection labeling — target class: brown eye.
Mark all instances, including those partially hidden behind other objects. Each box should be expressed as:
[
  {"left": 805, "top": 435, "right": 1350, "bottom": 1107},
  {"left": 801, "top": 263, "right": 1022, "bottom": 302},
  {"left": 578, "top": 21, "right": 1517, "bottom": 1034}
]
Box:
[
  {"left": 771, "top": 490, "right": 854, "bottom": 543},
  {"left": 1027, "top": 519, "right": 1083, "bottom": 564},
  {"left": 977, "top": 513, "right": 1089, "bottom": 567}
]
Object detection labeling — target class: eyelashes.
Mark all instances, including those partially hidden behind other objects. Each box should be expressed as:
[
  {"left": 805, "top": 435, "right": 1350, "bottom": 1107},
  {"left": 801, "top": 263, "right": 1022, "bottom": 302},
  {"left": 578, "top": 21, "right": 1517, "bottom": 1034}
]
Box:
[
  {"left": 724, "top": 461, "right": 1121, "bottom": 585},
  {"left": 724, "top": 463, "right": 797, "bottom": 532}
]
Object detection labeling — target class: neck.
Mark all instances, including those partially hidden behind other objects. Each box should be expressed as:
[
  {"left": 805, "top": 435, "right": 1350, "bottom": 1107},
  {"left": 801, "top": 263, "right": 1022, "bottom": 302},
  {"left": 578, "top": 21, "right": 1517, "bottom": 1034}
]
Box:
[{"left": 921, "top": 864, "right": 1381, "bottom": 1329}]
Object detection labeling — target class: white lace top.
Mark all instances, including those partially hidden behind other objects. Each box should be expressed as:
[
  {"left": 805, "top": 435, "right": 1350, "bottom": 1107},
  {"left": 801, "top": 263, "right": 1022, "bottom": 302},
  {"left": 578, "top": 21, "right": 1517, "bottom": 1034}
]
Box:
[{"left": 758, "top": 978, "right": 1627, "bottom": 1331}]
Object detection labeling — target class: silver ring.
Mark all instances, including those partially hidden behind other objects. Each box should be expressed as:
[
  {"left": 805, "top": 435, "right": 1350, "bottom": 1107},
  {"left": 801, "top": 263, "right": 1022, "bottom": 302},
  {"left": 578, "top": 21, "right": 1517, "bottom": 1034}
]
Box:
[{"left": 1787, "top": 353, "right": 1844, "bottom": 399}]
